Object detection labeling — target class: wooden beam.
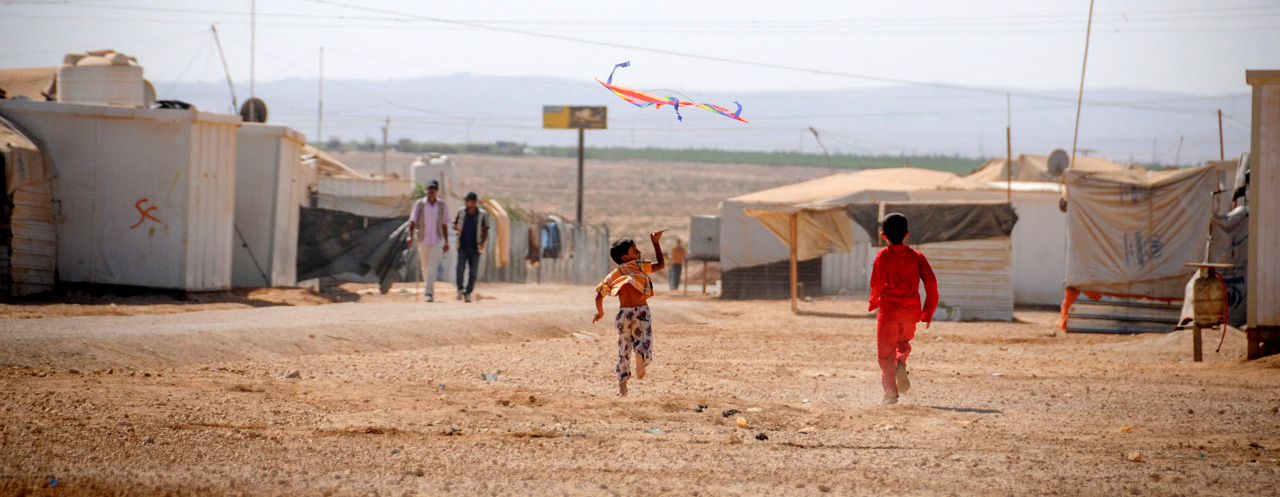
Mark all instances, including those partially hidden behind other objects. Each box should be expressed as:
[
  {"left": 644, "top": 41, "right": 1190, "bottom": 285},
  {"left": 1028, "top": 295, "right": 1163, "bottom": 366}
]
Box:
[{"left": 790, "top": 212, "right": 799, "bottom": 313}]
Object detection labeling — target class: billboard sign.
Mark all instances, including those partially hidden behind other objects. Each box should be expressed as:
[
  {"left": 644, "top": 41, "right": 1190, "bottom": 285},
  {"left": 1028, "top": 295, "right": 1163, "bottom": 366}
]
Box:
[{"left": 543, "top": 105, "right": 607, "bottom": 129}]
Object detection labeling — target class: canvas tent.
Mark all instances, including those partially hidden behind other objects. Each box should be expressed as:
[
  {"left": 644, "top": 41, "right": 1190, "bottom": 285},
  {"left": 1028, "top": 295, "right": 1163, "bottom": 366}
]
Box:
[
  {"left": 1059, "top": 163, "right": 1219, "bottom": 330},
  {"left": 969, "top": 153, "right": 1133, "bottom": 183},
  {"left": 721, "top": 168, "right": 1023, "bottom": 320}
]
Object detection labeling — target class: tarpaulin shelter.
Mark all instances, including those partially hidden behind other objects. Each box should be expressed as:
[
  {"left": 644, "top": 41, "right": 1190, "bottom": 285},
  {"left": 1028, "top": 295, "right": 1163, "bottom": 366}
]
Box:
[
  {"left": 721, "top": 168, "right": 1022, "bottom": 320},
  {"left": 1059, "top": 163, "right": 1219, "bottom": 331}
]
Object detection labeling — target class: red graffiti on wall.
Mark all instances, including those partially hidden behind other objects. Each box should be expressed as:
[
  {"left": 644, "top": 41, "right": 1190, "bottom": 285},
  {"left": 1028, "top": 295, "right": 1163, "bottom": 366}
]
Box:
[{"left": 130, "top": 198, "right": 161, "bottom": 229}]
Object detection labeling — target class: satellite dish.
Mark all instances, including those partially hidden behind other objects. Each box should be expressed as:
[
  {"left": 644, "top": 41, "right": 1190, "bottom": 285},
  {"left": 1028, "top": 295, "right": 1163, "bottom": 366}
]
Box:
[
  {"left": 239, "top": 97, "right": 268, "bottom": 123},
  {"left": 1047, "top": 149, "right": 1070, "bottom": 178}
]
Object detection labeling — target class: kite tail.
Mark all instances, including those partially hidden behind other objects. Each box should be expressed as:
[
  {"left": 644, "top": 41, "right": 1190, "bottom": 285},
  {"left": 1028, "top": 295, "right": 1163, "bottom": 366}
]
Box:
[
  {"left": 667, "top": 97, "right": 683, "bottom": 122},
  {"left": 607, "top": 61, "right": 631, "bottom": 85}
]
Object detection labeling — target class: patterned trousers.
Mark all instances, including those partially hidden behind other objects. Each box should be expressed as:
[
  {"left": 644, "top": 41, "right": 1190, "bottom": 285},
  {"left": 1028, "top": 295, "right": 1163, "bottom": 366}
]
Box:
[{"left": 615, "top": 305, "right": 654, "bottom": 382}]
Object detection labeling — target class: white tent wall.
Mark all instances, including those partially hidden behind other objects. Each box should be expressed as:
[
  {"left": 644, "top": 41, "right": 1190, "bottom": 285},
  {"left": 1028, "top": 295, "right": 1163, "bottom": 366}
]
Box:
[
  {"left": 234, "top": 123, "right": 305, "bottom": 287},
  {"left": 0, "top": 99, "right": 240, "bottom": 290}
]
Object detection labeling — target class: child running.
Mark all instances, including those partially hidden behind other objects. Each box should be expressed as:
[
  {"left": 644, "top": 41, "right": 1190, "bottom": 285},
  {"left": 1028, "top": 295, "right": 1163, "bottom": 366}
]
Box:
[
  {"left": 593, "top": 230, "right": 666, "bottom": 396},
  {"left": 869, "top": 213, "right": 938, "bottom": 405}
]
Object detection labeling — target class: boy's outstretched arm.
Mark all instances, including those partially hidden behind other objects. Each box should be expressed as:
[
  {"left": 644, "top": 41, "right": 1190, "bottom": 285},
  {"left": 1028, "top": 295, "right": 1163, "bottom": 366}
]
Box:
[
  {"left": 593, "top": 293, "right": 605, "bottom": 323},
  {"left": 649, "top": 230, "right": 666, "bottom": 272},
  {"left": 919, "top": 256, "right": 939, "bottom": 328}
]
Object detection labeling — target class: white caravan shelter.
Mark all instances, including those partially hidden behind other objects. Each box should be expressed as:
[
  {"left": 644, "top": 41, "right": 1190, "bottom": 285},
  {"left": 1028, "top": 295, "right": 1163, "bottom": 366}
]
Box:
[
  {"left": 0, "top": 99, "right": 240, "bottom": 290},
  {"left": 234, "top": 123, "right": 307, "bottom": 287}
]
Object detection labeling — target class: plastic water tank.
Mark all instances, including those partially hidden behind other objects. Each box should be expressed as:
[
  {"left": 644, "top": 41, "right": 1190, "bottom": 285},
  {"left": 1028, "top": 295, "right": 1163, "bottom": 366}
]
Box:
[
  {"left": 57, "top": 50, "right": 145, "bottom": 107},
  {"left": 411, "top": 154, "right": 456, "bottom": 197}
]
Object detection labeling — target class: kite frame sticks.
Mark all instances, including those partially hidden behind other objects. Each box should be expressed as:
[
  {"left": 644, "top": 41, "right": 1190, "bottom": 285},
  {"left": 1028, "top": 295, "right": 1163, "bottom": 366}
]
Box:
[{"left": 596, "top": 61, "right": 749, "bottom": 123}]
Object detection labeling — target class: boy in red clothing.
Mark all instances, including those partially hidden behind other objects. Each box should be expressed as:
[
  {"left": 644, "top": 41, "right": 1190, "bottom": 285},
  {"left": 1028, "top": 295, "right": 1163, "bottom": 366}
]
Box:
[{"left": 869, "top": 213, "right": 938, "bottom": 405}]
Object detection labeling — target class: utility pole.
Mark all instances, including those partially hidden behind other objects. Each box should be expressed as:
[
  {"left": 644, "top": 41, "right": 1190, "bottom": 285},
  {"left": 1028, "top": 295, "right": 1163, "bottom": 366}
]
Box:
[
  {"left": 1069, "top": 0, "right": 1096, "bottom": 171},
  {"left": 1006, "top": 93, "right": 1012, "bottom": 201},
  {"left": 1173, "top": 135, "right": 1184, "bottom": 166},
  {"left": 576, "top": 127, "right": 585, "bottom": 224},
  {"left": 249, "top": 0, "right": 256, "bottom": 98},
  {"left": 381, "top": 116, "right": 390, "bottom": 175},
  {"left": 210, "top": 25, "right": 237, "bottom": 113},
  {"left": 317, "top": 47, "right": 324, "bottom": 146}
]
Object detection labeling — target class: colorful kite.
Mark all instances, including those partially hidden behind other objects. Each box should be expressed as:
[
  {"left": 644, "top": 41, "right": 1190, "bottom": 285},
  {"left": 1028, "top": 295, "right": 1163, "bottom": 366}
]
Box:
[{"left": 596, "top": 61, "right": 748, "bottom": 123}]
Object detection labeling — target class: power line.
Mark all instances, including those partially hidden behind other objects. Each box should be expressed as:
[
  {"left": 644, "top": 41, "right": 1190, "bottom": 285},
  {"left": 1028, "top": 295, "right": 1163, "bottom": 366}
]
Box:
[{"left": 304, "top": 0, "right": 1262, "bottom": 114}]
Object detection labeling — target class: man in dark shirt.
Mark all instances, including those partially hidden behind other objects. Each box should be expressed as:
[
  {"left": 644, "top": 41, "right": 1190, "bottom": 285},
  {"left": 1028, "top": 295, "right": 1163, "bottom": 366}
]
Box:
[{"left": 452, "top": 192, "right": 489, "bottom": 302}]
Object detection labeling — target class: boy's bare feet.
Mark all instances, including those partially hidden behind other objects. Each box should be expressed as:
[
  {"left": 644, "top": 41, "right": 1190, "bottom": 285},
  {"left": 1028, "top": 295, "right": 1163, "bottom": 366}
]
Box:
[
  {"left": 619, "top": 379, "right": 628, "bottom": 397},
  {"left": 896, "top": 363, "right": 911, "bottom": 394},
  {"left": 636, "top": 357, "right": 646, "bottom": 379}
]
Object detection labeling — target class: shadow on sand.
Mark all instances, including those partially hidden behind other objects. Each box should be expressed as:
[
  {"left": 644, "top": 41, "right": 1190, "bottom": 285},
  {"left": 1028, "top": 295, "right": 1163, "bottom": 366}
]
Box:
[
  {"left": 928, "top": 406, "right": 1003, "bottom": 415},
  {"left": 795, "top": 310, "right": 876, "bottom": 320}
]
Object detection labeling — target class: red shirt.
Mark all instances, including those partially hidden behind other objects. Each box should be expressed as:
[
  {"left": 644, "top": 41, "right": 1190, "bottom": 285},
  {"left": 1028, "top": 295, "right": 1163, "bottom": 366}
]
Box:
[{"left": 869, "top": 244, "right": 939, "bottom": 323}]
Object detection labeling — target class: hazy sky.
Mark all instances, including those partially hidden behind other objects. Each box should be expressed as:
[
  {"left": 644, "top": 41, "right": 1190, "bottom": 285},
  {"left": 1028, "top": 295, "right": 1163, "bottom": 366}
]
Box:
[{"left": 3, "top": 0, "right": 1278, "bottom": 95}]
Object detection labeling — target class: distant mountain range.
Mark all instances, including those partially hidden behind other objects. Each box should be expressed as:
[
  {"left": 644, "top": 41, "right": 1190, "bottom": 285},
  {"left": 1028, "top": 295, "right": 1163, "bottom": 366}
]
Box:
[{"left": 156, "top": 74, "right": 1252, "bottom": 166}]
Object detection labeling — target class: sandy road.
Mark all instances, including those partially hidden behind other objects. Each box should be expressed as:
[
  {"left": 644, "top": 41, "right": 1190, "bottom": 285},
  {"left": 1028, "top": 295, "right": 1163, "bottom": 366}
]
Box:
[{"left": 1, "top": 283, "right": 1278, "bottom": 496}]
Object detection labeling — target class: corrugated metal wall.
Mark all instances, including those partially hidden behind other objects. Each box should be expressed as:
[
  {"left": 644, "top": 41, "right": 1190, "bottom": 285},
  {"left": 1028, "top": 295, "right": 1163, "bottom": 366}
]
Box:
[
  {"left": 821, "top": 219, "right": 872, "bottom": 295},
  {"left": 916, "top": 238, "right": 1014, "bottom": 321},
  {"left": 183, "top": 119, "right": 237, "bottom": 290}
]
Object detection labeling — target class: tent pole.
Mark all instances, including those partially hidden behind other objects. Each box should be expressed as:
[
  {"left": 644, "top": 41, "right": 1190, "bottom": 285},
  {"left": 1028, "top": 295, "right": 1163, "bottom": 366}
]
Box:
[
  {"left": 790, "top": 212, "right": 799, "bottom": 313},
  {"left": 1217, "top": 109, "right": 1224, "bottom": 160},
  {"left": 1006, "top": 125, "right": 1012, "bottom": 201}
]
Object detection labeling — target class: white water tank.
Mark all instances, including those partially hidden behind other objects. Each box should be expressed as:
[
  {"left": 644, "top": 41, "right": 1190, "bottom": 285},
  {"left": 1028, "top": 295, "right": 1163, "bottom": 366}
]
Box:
[
  {"left": 411, "top": 154, "right": 456, "bottom": 197},
  {"left": 57, "top": 50, "right": 146, "bottom": 107}
]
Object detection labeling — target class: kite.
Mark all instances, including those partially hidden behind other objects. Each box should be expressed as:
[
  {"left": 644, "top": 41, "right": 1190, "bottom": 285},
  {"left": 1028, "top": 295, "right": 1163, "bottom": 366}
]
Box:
[{"left": 596, "top": 61, "right": 748, "bottom": 123}]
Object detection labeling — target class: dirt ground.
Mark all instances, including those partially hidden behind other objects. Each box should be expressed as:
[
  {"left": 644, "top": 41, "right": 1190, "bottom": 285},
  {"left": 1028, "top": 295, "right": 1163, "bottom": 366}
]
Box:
[{"left": 2, "top": 282, "right": 1278, "bottom": 496}]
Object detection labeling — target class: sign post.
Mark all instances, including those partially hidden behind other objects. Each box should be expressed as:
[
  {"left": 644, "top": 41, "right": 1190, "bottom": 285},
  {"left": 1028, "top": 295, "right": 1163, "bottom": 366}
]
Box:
[{"left": 543, "top": 106, "right": 607, "bottom": 225}]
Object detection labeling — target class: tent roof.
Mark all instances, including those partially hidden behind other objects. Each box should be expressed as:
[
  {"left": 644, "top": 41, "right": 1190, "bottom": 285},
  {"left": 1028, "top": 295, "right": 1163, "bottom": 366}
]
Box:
[
  {"left": 0, "top": 67, "right": 57, "bottom": 101},
  {"left": 729, "top": 167, "right": 994, "bottom": 206},
  {"left": 967, "top": 154, "right": 1130, "bottom": 183}
]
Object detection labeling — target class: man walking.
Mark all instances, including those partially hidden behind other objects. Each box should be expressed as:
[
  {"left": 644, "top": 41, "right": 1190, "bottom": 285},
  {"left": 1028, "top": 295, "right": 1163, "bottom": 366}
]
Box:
[
  {"left": 453, "top": 192, "right": 489, "bottom": 303},
  {"left": 668, "top": 237, "right": 688, "bottom": 291},
  {"left": 408, "top": 180, "right": 449, "bottom": 302}
]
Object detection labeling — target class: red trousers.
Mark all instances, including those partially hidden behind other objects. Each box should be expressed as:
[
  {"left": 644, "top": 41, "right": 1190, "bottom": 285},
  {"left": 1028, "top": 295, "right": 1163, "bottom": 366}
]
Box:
[{"left": 876, "top": 319, "right": 916, "bottom": 395}]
